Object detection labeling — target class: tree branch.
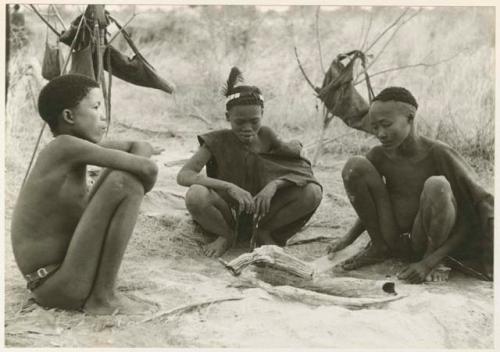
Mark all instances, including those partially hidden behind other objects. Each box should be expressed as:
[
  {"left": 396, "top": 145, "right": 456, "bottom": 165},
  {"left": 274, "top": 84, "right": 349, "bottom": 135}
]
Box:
[
  {"left": 294, "top": 46, "right": 319, "bottom": 93},
  {"left": 364, "top": 7, "right": 409, "bottom": 54},
  {"left": 360, "top": 11, "right": 373, "bottom": 52},
  {"left": 354, "top": 51, "right": 463, "bottom": 85},
  {"left": 315, "top": 6, "right": 325, "bottom": 73}
]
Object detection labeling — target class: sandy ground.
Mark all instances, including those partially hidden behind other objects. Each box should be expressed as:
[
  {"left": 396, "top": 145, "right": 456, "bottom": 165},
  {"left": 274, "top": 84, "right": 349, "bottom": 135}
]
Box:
[{"left": 4, "top": 121, "right": 494, "bottom": 348}]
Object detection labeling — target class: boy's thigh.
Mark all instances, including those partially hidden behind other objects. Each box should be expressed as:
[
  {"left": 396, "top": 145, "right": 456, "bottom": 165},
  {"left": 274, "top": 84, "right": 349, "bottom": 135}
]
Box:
[{"left": 271, "top": 182, "right": 322, "bottom": 208}]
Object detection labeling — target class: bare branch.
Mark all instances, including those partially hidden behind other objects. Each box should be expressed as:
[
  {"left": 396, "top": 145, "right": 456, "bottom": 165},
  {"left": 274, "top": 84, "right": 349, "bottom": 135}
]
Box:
[
  {"left": 354, "top": 51, "right": 463, "bottom": 85},
  {"left": 294, "top": 46, "right": 319, "bottom": 93},
  {"left": 51, "top": 5, "right": 67, "bottom": 30},
  {"left": 364, "top": 7, "right": 409, "bottom": 54},
  {"left": 360, "top": 11, "right": 373, "bottom": 52},
  {"left": 315, "top": 6, "right": 325, "bottom": 73},
  {"left": 364, "top": 8, "right": 422, "bottom": 74}
]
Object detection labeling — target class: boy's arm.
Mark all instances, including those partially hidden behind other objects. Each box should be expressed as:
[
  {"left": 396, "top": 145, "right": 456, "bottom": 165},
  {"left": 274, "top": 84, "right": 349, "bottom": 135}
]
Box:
[
  {"left": 177, "top": 145, "right": 232, "bottom": 191},
  {"left": 177, "top": 145, "right": 254, "bottom": 213},
  {"left": 52, "top": 135, "right": 158, "bottom": 192},
  {"left": 98, "top": 139, "right": 154, "bottom": 158},
  {"left": 327, "top": 218, "right": 365, "bottom": 254}
]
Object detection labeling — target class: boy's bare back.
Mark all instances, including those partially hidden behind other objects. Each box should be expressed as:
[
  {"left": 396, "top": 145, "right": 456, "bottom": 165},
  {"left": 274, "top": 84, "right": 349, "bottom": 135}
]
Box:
[{"left": 12, "top": 137, "right": 88, "bottom": 275}]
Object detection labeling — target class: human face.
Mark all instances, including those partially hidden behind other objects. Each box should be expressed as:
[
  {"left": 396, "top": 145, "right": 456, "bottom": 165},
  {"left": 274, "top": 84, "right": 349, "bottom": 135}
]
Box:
[
  {"left": 369, "top": 101, "right": 413, "bottom": 150},
  {"left": 226, "top": 104, "right": 263, "bottom": 144},
  {"left": 70, "top": 88, "right": 106, "bottom": 143}
]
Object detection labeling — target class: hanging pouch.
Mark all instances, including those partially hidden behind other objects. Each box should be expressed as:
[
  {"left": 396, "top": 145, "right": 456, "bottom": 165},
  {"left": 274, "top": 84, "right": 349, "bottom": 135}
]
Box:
[
  {"left": 41, "top": 6, "right": 63, "bottom": 80},
  {"left": 69, "top": 44, "right": 96, "bottom": 79},
  {"left": 41, "top": 41, "right": 63, "bottom": 80}
]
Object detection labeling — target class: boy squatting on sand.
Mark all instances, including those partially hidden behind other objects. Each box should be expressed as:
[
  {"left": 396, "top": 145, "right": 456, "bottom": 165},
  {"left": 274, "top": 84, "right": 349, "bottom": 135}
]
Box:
[
  {"left": 11, "top": 74, "right": 159, "bottom": 315},
  {"left": 327, "top": 87, "right": 494, "bottom": 284},
  {"left": 177, "top": 67, "right": 323, "bottom": 257}
]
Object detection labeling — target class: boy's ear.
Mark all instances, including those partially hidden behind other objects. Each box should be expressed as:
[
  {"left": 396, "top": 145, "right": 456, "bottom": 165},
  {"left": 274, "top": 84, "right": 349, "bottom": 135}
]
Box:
[
  {"left": 408, "top": 112, "right": 415, "bottom": 122},
  {"left": 225, "top": 111, "right": 230, "bottom": 121},
  {"left": 62, "top": 109, "right": 75, "bottom": 125}
]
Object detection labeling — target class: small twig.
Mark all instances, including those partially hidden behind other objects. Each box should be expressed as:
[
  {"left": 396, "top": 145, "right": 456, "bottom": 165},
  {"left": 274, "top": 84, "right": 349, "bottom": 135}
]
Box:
[
  {"left": 445, "top": 256, "right": 491, "bottom": 281},
  {"left": 188, "top": 113, "right": 211, "bottom": 125},
  {"left": 364, "top": 7, "right": 409, "bottom": 54},
  {"left": 294, "top": 46, "right": 318, "bottom": 93},
  {"left": 315, "top": 6, "right": 325, "bottom": 74},
  {"left": 164, "top": 158, "right": 190, "bottom": 167},
  {"left": 287, "top": 236, "right": 334, "bottom": 246},
  {"left": 139, "top": 297, "right": 244, "bottom": 324}
]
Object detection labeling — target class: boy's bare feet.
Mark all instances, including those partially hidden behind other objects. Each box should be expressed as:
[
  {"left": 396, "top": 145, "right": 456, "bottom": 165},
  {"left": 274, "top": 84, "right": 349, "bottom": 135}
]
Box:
[
  {"left": 341, "top": 242, "right": 390, "bottom": 270},
  {"left": 255, "top": 229, "right": 277, "bottom": 247},
  {"left": 425, "top": 264, "right": 451, "bottom": 282},
  {"left": 202, "top": 236, "right": 232, "bottom": 257},
  {"left": 83, "top": 293, "right": 155, "bottom": 316}
]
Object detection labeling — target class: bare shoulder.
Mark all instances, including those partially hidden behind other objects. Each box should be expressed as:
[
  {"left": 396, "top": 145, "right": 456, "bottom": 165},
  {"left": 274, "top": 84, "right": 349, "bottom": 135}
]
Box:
[
  {"left": 35, "top": 135, "right": 84, "bottom": 169},
  {"left": 258, "top": 125, "right": 278, "bottom": 141},
  {"left": 366, "top": 145, "right": 384, "bottom": 164}
]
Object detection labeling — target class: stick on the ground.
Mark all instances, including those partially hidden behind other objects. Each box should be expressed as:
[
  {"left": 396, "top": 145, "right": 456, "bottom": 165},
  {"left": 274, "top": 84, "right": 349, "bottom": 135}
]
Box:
[{"left": 139, "top": 297, "right": 244, "bottom": 324}]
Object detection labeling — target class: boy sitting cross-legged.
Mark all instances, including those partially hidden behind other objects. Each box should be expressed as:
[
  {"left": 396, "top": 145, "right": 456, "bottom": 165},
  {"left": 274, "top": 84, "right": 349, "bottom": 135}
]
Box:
[
  {"left": 11, "top": 74, "right": 159, "bottom": 314},
  {"left": 327, "top": 87, "right": 493, "bottom": 283}
]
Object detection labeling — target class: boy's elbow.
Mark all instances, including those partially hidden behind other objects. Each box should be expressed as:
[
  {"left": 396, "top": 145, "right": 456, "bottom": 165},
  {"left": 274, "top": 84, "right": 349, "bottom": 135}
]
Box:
[
  {"left": 144, "top": 160, "right": 159, "bottom": 184},
  {"left": 176, "top": 170, "right": 189, "bottom": 187}
]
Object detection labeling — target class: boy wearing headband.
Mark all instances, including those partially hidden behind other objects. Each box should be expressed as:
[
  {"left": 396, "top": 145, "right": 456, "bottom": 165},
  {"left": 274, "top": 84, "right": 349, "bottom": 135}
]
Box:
[
  {"left": 177, "top": 67, "right": 322, "bottom": 257},
  {"left": 327, "top": 87, "right": 493, "bottom": 283}
]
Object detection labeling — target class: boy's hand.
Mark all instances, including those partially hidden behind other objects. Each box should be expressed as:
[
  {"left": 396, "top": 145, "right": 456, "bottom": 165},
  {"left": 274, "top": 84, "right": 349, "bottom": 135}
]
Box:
[
  {"left": 253, "top": 181, "right": 278, "bottom": 222},
  {"left": 398, "top": 262, "right": 432, "bottom": 284},
  {"left": 226, "top": 184, "right": 254, "bottom": 214}
]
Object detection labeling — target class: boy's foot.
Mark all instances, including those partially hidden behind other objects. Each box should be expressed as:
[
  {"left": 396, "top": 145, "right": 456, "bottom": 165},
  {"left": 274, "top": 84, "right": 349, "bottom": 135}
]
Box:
[
  {"left": 83, "top": 293, "right": 156, "bottom": 316},
  {"left": 254, "top": 229, "right": 277, "bottom": 247},
  {"left": 202, "top": 236, "right": 232, "bottom": 257},
  {"left": 341, "top": 243, "right": 389, "bottom": 270},
  {"left": 425, "top": 264, "right": 451, "bottom": 282}
]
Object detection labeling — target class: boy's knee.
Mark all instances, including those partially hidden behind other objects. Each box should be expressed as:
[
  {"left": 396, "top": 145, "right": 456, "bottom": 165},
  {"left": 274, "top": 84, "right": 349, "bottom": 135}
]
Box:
[
  {"left": 185, "top": 185, "right": 211, "bottom": 214},
  {"left": 107, "top": 171, "right": 144, "bottom": 195},
  {"left": 422, "top": 176, "right": 452, "bottom": 199},
  {"left": 421, "top": 176, "right": 454, "bottom": 207},
  {"left": 302, "top": 183, "right": 322, "bottom": 210},
  {"left": 341, "top": 156, "right": 375, "bottom": 183}
]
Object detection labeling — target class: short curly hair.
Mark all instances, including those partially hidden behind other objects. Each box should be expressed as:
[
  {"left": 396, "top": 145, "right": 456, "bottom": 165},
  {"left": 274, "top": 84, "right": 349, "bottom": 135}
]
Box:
[
  {"left": 38, "top": 74, "right": 99, "bottom": 132},
  {"left": 372, "top": 86, "right": 418, "bottom": 109}
]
